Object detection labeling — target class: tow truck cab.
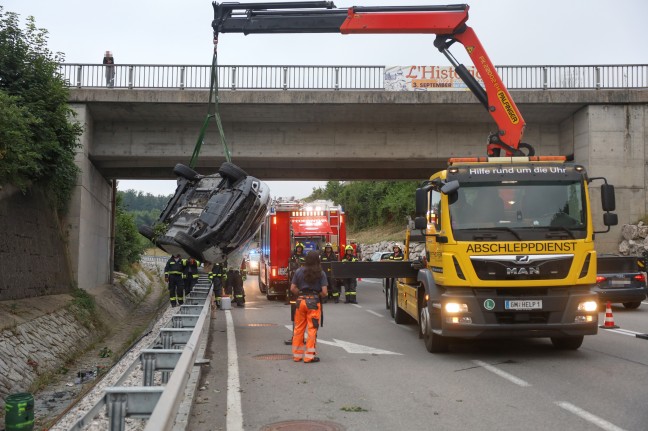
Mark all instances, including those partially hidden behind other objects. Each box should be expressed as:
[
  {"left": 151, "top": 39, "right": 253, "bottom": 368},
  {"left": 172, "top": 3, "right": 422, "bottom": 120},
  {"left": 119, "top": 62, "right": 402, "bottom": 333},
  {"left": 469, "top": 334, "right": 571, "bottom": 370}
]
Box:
[{"left": 394, "top": 156, "right": 618, "bottom": 352}]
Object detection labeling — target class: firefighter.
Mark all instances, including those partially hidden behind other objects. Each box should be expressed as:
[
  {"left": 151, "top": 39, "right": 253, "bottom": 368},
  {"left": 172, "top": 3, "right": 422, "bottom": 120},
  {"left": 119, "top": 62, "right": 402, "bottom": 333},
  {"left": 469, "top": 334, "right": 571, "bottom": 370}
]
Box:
[
  {"left": 226, "top": 261, "right": 245, "bottom": 307},
  {"left": 320, "top": 242, "right": 339, "bottom": 303},
  {"left": 341, "top": 245, "right": 358, "bottom": 304},
  {"left": 389, "top": 243, "right": 405, "bottom": 261},
  {"left": 287, "top": 242, "right": 307, "bottom": 304},
  {"left": 182, "top": 257, "right": 201, "bottom": 296},
  {"left": 164, "top": 253, "right": 184, "bottom": 307},
  {"left": 208, "top": 262, "right": 226, "bottom": 308},
  {"left": 290, "top": 251, "right": 328, "bottom": 363}
]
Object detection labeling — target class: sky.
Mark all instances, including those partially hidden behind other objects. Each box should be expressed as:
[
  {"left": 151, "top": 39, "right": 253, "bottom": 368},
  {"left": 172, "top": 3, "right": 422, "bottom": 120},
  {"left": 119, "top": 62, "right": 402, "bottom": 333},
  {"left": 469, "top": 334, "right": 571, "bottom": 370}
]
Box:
[{"left": 3, "top": 0, "right": 647, "bottom": 198}]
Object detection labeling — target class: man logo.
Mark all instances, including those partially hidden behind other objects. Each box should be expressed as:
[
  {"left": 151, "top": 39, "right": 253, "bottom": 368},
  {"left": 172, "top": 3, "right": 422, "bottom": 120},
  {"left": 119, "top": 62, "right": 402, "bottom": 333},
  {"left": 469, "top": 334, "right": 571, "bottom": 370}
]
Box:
[
  {"left": 515, "top": 255, "right": 530, "bottom": 263},
  {"left": 507, "top": 267, "right": 540, "bottom": 275}
]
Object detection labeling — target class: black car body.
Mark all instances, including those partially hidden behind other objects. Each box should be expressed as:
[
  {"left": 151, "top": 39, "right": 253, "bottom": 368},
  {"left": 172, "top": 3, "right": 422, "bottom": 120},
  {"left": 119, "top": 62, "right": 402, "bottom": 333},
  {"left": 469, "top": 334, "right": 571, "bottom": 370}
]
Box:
[
  {"left": 139, "top": 162, "right": 270, "bottom": 264},
  {"left": 593, "top": 255, "right": 647, "bottom": 309}
]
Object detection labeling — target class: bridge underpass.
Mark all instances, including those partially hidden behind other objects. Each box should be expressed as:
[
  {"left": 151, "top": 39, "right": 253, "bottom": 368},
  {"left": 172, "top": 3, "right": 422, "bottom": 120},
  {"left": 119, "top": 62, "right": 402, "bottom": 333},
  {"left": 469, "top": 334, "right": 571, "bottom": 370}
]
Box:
[{"left": 64, "top": 86, "right": 648, "bottom": 291}]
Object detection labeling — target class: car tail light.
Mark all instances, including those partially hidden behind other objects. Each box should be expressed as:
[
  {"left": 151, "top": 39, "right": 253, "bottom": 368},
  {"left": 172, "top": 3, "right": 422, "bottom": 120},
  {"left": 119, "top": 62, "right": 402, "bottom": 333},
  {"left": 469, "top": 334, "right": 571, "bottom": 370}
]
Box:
[
  {"left": 596, "top": 276, "right": 606, "bottom": 283},
  {"left": 634, "top": 274, "right": 645, "bottom": 282}
]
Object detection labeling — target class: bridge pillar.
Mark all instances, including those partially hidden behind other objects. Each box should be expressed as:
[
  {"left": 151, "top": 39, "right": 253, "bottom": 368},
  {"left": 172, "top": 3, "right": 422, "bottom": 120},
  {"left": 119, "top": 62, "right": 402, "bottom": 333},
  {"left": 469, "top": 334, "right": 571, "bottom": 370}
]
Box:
[
  {"left": 65, "top": 104, "right": 114, "bottom": 290},
  {"left": 570, "top": 104, "right": 647, "bottom": 253}
]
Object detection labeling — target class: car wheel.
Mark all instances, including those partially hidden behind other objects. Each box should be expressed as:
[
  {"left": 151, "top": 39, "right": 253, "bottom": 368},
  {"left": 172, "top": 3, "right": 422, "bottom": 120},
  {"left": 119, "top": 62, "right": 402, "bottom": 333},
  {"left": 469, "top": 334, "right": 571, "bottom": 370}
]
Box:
[
  {"left": 173, "top": 164, "right": 200, "bottom": 181},
  {"left": 421, "top": 304, "right": 449, "bottom": 353},
  {"left": 622, "top": 301, "right": 641, "bottom": 309},
  {"left": 138, "top": 225, "right": 154, "bottom": 240},
  {"left": 218, "top": 162, "right": 247, "bottom": 182},
  {"left": 551, "top": 336, "right": 584, "bottom": 350},
  {"left": 174, "top": 231, "right": 202, "bottom": 259}
]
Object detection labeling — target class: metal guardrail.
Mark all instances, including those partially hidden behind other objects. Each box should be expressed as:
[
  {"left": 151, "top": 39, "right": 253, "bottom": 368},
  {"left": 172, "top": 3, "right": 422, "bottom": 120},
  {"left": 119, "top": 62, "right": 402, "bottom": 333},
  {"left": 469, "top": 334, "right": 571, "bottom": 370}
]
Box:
[
  {"left": 58, "top": 64, "right": 648, "bottom": 90},
  {"left": 70, "top": 277, "right": 212, "bottom": 431}
]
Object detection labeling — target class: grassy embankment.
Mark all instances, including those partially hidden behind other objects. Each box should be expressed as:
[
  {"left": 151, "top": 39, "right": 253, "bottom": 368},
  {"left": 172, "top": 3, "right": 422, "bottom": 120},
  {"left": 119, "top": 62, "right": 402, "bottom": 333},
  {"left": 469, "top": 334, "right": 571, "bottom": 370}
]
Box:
[{"left": 348, "top": 222, "right": 408, "bottom": 245}]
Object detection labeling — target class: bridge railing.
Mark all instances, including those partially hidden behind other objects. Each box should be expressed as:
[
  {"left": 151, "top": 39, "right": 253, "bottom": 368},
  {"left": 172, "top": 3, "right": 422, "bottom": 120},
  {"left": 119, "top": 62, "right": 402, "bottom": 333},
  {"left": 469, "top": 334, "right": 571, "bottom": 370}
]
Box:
[{"left": 59, "top": 64, "right": 647, "bottom": 90}]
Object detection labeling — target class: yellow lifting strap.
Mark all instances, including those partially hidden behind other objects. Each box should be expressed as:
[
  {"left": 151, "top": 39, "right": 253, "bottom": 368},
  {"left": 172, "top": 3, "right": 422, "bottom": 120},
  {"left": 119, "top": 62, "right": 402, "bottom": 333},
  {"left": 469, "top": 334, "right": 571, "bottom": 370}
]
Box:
[{"left": 189, "top": 38, "right": 231, "bottom": 168}]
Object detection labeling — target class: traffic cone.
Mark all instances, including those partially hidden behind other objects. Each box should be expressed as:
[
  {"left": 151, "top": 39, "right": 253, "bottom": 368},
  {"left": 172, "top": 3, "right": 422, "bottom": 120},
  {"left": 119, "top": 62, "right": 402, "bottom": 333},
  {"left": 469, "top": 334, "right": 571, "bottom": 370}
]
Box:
[{"left": 599, "top": 301, "right": 619, "bottom": 329}]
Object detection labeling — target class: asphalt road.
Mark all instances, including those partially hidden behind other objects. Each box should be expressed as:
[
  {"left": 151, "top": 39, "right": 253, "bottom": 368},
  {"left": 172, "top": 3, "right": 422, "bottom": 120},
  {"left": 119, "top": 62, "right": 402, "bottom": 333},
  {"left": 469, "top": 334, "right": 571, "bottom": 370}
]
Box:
[{"left": 189, "top": 278, "right": 648, "bottom": 431}]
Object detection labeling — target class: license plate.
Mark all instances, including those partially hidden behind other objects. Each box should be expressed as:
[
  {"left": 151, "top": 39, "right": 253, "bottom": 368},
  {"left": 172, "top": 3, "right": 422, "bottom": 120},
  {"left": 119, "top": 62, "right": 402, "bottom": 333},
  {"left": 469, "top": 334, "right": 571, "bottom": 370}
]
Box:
[
  {"left": 278, "top": 267, "right": 288, "bottom": 276},
  {"left": 505, "top": 300, "right": 542, "bottom": 310},
  {"left": 609, "top": 279, "right": 630, "bottom": 286}
]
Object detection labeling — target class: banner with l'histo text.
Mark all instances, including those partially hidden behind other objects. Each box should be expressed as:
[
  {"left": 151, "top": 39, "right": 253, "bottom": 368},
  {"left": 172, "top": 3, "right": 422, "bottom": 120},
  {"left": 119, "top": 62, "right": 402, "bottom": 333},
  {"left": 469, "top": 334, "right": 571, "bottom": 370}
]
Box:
[{"left": 385, "top": 65, "right": 484, "bottom": 91}]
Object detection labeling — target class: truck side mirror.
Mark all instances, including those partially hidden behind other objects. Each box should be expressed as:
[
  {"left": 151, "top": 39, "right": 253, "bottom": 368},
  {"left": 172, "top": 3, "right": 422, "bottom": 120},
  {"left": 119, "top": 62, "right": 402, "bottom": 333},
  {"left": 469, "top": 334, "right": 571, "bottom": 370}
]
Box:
[
  {"left": 415, "top": 188, "right": 427, "bottom": 217},
  {"left": 601, "top": 184, "right": 616, "bottom": 212},
  {"left": 603, "top": 212, "right": 618, "bottom": 227},
  {"left": 414, "top": 216, "right": 427, "bottom": 230},
  {"left": 441, "top": 180, "right": 460, "bottom": 195}
]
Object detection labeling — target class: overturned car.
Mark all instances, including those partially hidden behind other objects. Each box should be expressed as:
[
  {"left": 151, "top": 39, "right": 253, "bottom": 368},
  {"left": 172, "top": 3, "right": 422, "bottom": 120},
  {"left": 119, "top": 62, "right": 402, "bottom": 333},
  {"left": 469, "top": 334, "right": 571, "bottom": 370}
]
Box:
[{"left": 139, "top": 162, "right": 270, "bottom": 263}]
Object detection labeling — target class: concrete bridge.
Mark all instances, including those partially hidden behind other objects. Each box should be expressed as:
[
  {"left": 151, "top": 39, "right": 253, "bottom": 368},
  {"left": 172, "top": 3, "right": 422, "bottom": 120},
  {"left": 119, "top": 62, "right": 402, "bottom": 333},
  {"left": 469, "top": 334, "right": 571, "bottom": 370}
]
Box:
[{"left": 61, "top": 64, "right": 648, "bottom": 290}]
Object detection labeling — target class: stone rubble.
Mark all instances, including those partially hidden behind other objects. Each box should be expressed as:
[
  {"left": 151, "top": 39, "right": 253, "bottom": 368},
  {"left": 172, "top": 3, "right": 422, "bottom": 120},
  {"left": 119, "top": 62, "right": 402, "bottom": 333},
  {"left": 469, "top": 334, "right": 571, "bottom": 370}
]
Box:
[{"left": 618, "top": 222, "right": 648, "bottom": 257}]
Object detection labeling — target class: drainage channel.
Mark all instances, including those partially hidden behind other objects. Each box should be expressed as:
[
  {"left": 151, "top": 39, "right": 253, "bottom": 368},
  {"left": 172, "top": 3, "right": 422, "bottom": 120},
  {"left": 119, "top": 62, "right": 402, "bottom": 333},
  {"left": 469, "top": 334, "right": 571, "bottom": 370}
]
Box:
[{"left": 59, "top": 275, "right": 213, "bottom": 431}]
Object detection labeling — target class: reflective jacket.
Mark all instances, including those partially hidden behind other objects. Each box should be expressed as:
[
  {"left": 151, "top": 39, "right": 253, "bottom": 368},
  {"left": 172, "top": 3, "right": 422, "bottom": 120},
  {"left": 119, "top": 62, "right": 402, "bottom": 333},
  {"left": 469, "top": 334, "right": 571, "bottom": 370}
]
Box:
[
  {"left": 209, "top": 263, "right": 226, "bottom": 281},
  {"left": 165, "top": 257, "right": 184, "bottom": 277},
  {"left": 389, "top": 252, "right": 405, "bottom": 261},
  {"left": 182, "top": 258, "right": 201, "bottom": 279}
]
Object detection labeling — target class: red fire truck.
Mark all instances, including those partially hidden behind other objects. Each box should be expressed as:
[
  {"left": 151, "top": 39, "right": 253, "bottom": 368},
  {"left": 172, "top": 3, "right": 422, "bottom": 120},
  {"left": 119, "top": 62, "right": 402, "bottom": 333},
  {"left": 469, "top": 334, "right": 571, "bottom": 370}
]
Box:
[{"left": 259, "top": 199, "right": 347, "bottom": 299}]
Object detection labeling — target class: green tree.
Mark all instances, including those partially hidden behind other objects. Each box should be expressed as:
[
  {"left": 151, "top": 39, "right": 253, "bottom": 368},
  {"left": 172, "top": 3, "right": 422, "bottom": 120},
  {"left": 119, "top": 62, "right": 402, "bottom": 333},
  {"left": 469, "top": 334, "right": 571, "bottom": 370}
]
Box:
[
  {"left": 0, "top": 8, "right": 82, "bottom": 212},
  {"left": 114, "top": 194, "right": 147, "bottom": 271}
]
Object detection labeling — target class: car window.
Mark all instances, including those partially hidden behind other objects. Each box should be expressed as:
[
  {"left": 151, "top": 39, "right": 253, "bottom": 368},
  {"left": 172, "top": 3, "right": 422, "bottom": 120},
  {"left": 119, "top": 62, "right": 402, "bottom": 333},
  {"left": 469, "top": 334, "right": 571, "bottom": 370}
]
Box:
[{"left": 597, "top": 257, "right": 638, "bottom": 273}]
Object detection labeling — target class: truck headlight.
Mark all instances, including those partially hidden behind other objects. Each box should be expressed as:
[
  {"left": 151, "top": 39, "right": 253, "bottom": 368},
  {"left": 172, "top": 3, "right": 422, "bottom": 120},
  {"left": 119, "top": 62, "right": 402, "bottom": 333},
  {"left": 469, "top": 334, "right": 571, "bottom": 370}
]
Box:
[
  {"left": 577, "top": 301, "right": 598, "bottom": 312},
  {"left": 444, "top": 303, "right": 468, "bottom": 313}
]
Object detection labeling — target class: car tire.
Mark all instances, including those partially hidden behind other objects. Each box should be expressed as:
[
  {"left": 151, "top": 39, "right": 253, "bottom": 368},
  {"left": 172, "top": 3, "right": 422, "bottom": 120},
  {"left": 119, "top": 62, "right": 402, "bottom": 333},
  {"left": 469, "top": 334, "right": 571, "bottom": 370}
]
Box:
[
  {"left": 174, "top": 231, "right": 202, "bottom": 259},
  {"left": 173, "top": 164, "right": 200, "bottom": 181},
  {"left": 622, "top": 301, "right": 641, "bottom": 309},
  {"left": 138, "top": 225, "right": 154, "bottom": 240},
  {"left": 551, "top": 336, "right": 584, "bottom": 350},
  {"left": 218, "top": 162, "right": 247, "bottom": 182}
]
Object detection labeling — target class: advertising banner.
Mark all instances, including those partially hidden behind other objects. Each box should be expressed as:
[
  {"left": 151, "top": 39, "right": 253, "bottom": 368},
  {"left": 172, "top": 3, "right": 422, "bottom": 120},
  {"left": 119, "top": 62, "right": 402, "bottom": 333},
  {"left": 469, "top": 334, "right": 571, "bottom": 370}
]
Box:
[{"left": 385, "top": 65, "right": 484, "bottom": 91}]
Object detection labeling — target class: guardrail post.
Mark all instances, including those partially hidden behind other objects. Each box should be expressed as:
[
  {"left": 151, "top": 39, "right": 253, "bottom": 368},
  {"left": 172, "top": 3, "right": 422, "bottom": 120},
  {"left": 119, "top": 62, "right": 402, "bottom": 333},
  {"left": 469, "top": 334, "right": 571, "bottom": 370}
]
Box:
[
  {"left": 542, "top": 66, "right": 548, "bottom": 90},
  {"left": 282, "top": 67, "right": 288, "bottom": 90},
  {"left": 128, "top": 66, "right": 134, "bottom": 89},
  {"left": 141, "top": 352, "right": 156, "bottom": 387},
  {"left": 107, "top": 393, "right": 127, "bottom": 431},
  {"left": 180, "top": 66, "right": 185, "bottom": 90},
  {"left": 76, "top": 65, "right": 82, "bottom": 88},
  {"left": 334, "top": 67, "right": 340, "bottom": 90},
  {"left": 231, "top": 66, "right": 237, "bottom": 90},
  {"left": 595, "top": 66, "right": 601, "bottom": 90}
]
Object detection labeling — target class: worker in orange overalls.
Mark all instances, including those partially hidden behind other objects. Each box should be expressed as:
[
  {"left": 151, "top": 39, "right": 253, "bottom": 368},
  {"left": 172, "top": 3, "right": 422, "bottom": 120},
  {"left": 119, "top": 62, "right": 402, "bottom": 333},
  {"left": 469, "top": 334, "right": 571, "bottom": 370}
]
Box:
[{"left": 290, "top": 250, "right": 328, "bottom": 363}]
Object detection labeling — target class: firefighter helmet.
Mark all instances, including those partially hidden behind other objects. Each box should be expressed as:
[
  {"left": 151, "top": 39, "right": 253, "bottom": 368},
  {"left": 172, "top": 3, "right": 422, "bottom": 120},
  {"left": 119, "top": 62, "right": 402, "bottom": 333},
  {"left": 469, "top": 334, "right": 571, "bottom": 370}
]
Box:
[
  {"left": 345, "top": 245, "right": 354, "bottom": 252},
  {"left": 295, "top": 242, "right": 305, "bottom": 250},
  {"left": 324, "top": 242, "right": 333, "bottom": 249},
  {"left": 392, "top": 242, "right": 403, "bottom": 252}
]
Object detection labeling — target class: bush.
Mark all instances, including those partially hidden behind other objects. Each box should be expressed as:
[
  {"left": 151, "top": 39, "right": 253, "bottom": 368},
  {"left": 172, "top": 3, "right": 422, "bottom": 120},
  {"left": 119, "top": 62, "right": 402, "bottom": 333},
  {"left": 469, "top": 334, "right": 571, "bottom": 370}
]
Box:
[
  {"left": 0, "top": 8, "right": 82, "bottom": 213},
  {"left": 114, "top": 194, "right": 147, "bottom": 271}
]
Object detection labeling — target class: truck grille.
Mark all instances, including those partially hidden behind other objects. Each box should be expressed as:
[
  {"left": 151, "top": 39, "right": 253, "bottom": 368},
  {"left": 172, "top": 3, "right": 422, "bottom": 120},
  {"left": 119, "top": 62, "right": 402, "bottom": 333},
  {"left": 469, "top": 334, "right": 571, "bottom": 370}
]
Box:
[
  {"left": 472, "top": 257, "right": 572, "bottom": 281},
  {"left": 495, "top": 312, "right": 550, "bottom": 324}
]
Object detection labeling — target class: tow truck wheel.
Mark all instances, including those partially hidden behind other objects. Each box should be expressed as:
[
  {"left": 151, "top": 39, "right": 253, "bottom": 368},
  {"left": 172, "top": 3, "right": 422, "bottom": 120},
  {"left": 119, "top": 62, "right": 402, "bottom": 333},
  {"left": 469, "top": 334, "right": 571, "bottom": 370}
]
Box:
[
  {"left": 550, "top": 336, "right": 584, "bottom": 350},
  {"left": 393, "top": 285, "right": 408, "bottom": 324},
  {"left": 421, "top": 305, "right": 449, "bottom": 353},
  {"left": 385, "top": 279, "right": 392, "bottom": 310}
]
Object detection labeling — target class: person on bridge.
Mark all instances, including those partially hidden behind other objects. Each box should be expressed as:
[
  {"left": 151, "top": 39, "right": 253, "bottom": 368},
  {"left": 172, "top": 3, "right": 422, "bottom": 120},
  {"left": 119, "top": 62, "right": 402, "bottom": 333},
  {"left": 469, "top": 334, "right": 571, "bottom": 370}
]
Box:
[
  {"left": 208, "top": 262, "right": 226, "bottom": 308},
  {"left": 341, "top": 245, "right": 359, "bottom": 304},
  {"left": 182, "top": 258, "right": 201, "bottom": 296},
  {"left": 320, "top": 242, "right": 339, "bottom": 303},
  {"left": 102, "top": 51, "right": 115, "bottom": 88},
  {"left": 290, "top": 250, "right": 328, "bottom": 363},
  {"left": 164, "top": 253, "right": 184, "bottom": 307}
]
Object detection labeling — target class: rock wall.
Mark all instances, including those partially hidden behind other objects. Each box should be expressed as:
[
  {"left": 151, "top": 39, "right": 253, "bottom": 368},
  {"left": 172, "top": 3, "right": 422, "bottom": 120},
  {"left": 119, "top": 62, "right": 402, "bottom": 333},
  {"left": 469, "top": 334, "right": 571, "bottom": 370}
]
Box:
[
  {"left": 618, "top": 223, "right": 648, "bottom": 256},
  {"left": 0, "top": 186, "right": 71, "bottom": 300},
  {"left": 0, "top": 303, "right": 95, "bottom": 409}
]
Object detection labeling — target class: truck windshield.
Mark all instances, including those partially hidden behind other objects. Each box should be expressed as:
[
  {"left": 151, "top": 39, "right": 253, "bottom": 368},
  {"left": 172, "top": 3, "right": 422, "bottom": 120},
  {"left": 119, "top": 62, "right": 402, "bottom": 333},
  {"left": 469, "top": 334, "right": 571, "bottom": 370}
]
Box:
[{"left": 449, "top": 181, "right": 586, "bottom": 240}]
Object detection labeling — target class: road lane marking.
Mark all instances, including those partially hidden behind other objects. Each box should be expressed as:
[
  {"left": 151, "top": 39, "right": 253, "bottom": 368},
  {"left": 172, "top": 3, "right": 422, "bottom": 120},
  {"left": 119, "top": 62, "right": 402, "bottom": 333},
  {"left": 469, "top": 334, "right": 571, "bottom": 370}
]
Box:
[
  {"left": 601, "top": 328, "right": 642, "bottom": 337},
  {"left": 352, "top": 304, "right": 362, "bottom": 308},
  {"left": 361, "top": 279, "right": 382, "bottom": 284},
  {"left": 556, "top": 402, "right": 627, "bottom": 431},
  {"left": 284, "top": 325, "right": 402, "bottom": 354},
  {"left": 366, "top": 310, "right": 383, "bottom": 317},
  {"left": 225, "top": 310, "right": 243, "bottom": 431},
  {"left": 472, "top": 360, "right": 530, "bottom": 387}
]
